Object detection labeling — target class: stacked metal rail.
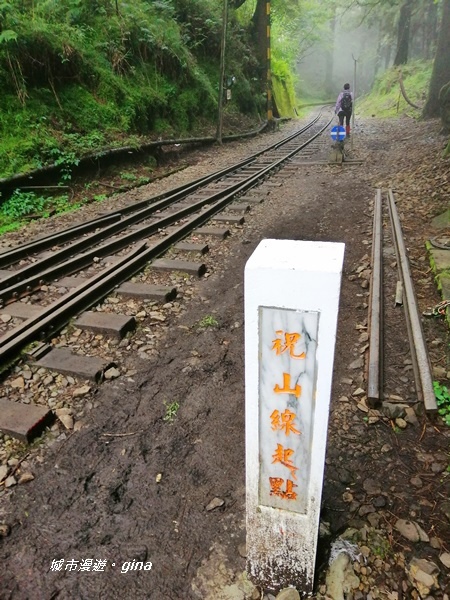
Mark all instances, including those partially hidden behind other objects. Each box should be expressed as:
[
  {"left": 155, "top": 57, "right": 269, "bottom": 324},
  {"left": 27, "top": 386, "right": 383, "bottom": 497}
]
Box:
[{"left": 367, "top": 189, "right": 437, "bottom": 413}]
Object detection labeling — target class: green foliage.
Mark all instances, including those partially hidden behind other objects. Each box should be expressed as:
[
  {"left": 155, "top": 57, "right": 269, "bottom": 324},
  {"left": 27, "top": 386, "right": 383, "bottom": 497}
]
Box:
[
  {"left": 271, "top": 0, "right": 333, "bottom": 66},
  {"left": 0, "top": 221, "right": 22, "bottom": 235},
  {"left": 93, "top": 193, "right": 107, "bottom": 202},
  {"left": 172, "top": 0, "right": 222, "bottom": 55},
  {"left": 0, "top": 30, "right": 18, "bottom": 44},
  {"left": 272, "top": 55, "right": 298, "bottom": 117},
  {"left": 50, "top": 148, "right": 80, "bottom": 182},
  {"left": 358, "top": 61, "right": 432, "bottom": 118},
  {"left": 434, "top": 381, "right": 450, "bottom": 427},
  {"left": 52, "top": 194, "right": 79, "bottom": 214},
  {"left": 0, "top": 189, "right": 93, "bottom": 235},
  {"left": 232, "top": 76, "right": 265, "bottom": 115},
  {"left": 0, "top": 190, "right": 47, "bottom": 219},
  {"left": 118, "top": 171, "right": 150, "bottom": 185},
  {"left": 120, "top": 171, "right": 137, "bottom": 182},
  {"left": 370, "top": 536, "right": 391, "bottom": 560},
  {"left": 198, "top": 315, "right": 219, "bottom": 328},
  {"left": 163, "top": 400, "right": 180, "bottom": 423},
  {"left": 0, "top": 0, "right": 261, "bottom": 179},
  {"left": 444, "top": 140, "right": 450, "bottom": 158}
]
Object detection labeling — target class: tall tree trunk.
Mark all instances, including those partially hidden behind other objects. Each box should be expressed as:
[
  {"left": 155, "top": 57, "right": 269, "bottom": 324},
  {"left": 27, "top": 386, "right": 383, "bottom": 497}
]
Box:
[
  {"left": 374, "top": 25, "right": 383, "bottom": 78},
  {"left": 418, "top": 0, "right": 439, "bottom": 60},
  {"left": 324, "top": 3, "right": 337, "bottom": 98},
  {"left": 424, "top": 0, "right": 439, "bottom": 60},
  {"left": 423, "top": 0, "right": 450, "bottom": 118},
  {"left": 251, "top": 0, "right": 268, "bottom": 69},
  {"left": 384, "top": 44, "right": 392, "bottom": 69},
  {"left": 394, "top": 0, "right": 414, "bottom": 65}
]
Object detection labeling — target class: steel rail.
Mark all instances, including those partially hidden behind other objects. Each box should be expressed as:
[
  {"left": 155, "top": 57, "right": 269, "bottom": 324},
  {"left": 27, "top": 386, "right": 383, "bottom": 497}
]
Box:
[
  {"left": 0, "top": 117, "right": 333, "bottom": 362},
  {"left": 0, "top": 213, "right": 121, "bottom": 268},
  {"left": 0, "top": 162, "right": 255, "bottom": 280},
  {"left": 0, "top": 244, "right": 147, "bottom": 364},
  {"left": 388, "top": 195, "right": 423, "bottom": 402},
  {"left": 99, "top": 113, "right": 321, "bottom": 219},
  {"left": 0, "top": 176, "right": 281, "bottom": 363},
  {"left": 367, "top": 189, "right": 383, "bottom": 406},
  {"left": 0, "top": 113, "right": 324, "bottom": 268},
  {"left": 0, "top": 166, "right": 260, "bottom": 294},
  {"left": 0, "top": 163, "right": 280, "bottom": 304},
  {"left": 0, "top": 116, "right": 324, "bottom": 280},
  {"left": 0, "top": 165, "right": 271, "bottom": 305},
  {"left": 387, "top": 190, "right": 423, "bottom": 405},
  {"left": 1, "top": 155, "right": 258, "bottom": 266},
  {"left": 0, "top": 115, "right": 332, "bottom": 305},
  {"left": 387, "top": 189, "right": 437, "bottom": 412}
]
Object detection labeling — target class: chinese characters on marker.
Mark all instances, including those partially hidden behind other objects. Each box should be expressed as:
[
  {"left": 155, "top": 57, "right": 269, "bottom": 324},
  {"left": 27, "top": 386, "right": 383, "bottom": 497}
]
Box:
[{"left": 269, "top": 330, "right": 305, "bottom": 502}]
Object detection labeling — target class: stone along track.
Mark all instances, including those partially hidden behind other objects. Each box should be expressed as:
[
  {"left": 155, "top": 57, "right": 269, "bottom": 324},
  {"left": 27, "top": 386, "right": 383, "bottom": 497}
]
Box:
[{"left": 0, "top": 111, "right": 332, "bottom": 442}]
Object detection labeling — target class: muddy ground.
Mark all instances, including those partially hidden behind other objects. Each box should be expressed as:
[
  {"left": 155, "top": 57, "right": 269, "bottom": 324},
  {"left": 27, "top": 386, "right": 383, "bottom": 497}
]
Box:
[{"left": 0, "top": 114, "right": 449, "bottom": 600}]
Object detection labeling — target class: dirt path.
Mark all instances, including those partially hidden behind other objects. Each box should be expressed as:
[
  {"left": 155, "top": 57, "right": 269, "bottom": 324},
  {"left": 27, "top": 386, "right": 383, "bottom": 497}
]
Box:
[{"left": 0, "top": 115, "right": 449, "bottom": 600}]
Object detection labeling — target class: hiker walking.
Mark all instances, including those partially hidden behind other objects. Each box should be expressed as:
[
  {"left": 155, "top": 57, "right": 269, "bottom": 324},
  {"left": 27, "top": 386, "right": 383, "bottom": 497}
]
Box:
[{"left": 335, "top": 83, "right": 353, "bottom": 137}]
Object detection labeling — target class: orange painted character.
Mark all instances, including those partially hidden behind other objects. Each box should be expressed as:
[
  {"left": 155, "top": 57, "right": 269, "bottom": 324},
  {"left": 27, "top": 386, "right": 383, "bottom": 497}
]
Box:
[
  {"left": 269, "top": 477, "right": 298, "bottom": 500},
  {"left": 274, "top": 373, "right": 301, "bottom": 398},
  {"left": 272, "top": 331, "right": 306, "bottom": 359},
  {"left": 270, "top": 409, "right": 301, "bottom": 436},
  {"left": 272, "top": 443, "right": 298, "bottom": 479}
]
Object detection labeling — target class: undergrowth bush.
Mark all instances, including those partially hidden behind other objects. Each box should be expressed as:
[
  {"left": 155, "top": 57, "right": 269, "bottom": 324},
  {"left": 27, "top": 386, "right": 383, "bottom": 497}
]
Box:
[
  {"left": 0, "top": 190, "right": 47, "bottom": 219},
  {"left": 0, "top": 0, "right": 261, "bottom": 179},
  {"left": 358, "top": 61, "right": 432, "bottom": 118},
  {"left": 0, "top": 188, "right": 89, "bottom": 236}
]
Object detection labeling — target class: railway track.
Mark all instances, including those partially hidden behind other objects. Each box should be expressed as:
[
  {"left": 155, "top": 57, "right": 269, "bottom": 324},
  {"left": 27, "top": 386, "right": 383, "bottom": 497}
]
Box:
[
  {"left": 367, "top": 188, "right": 437, "bottom": 413},
  {"left": 0, "top": 110, "right": 333, "bottom": 441}
]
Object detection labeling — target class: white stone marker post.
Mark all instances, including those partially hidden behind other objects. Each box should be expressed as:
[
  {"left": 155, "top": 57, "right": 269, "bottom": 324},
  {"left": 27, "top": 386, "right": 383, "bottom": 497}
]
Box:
[{"left": 245, "top": 239, "right": 345, "bottom": 595}]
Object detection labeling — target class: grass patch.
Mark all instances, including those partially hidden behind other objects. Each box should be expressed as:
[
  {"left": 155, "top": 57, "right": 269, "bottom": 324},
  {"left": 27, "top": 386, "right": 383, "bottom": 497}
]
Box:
[
  {"left": 434, "top": 381, "right": 450, "bottom": 426},
  {"left": 357, "top": 61, "right": 432, "bottom": 118},
  {"left": 197, "top": 315, "right": 219, "bottom": 329},
  {"left": 0, "top": 189, "right": 97, "bottom": 235},
  {"left": 163, "top": 400, "right": 180, "bottom": 423},
  {"left": 0, "top": 221, "right": 23, "bottom": 235}
]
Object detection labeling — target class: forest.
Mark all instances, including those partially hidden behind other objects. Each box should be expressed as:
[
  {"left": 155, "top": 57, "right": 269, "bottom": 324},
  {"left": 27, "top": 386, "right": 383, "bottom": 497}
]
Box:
[{"left": 0, "top": 0, "right": 448, "bottom": 182}]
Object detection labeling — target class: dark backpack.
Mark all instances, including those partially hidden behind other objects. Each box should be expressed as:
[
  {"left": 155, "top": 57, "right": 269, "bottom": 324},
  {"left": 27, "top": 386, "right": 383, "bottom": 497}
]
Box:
[{"left": 340, "top": 91, "right": 352, "bottom": 112}]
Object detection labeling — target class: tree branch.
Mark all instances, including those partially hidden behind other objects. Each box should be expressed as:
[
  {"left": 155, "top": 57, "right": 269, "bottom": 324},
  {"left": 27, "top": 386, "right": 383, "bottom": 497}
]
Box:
[{"left": 398, "top": 69, "right": 423, "bottom": 110}]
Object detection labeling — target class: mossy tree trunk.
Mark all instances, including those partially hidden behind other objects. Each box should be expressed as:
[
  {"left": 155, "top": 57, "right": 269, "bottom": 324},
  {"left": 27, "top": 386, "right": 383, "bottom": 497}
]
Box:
[
  {"left": 394, "top": 0, "right": 414, "bottom": 65},
  {"left": 422, "top": 0, "right": 450, "bottom": 118},
  {"left": 225, "top": 0, "right": 278, "bottom": 116},
  {"left": 251, "top": 0, "right": 269, "bottom": 69},
  {"left": 422, "top": 0, "right": 439, "bottom": 60},
  {"left": 230, "top": 0, "right": 267, "bottom": 81}
]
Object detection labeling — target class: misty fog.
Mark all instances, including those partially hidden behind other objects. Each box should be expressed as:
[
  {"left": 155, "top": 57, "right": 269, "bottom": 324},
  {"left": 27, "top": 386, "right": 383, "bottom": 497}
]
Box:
[{"left": 296, "top": 19, "right": 380, "bottom": 100}]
